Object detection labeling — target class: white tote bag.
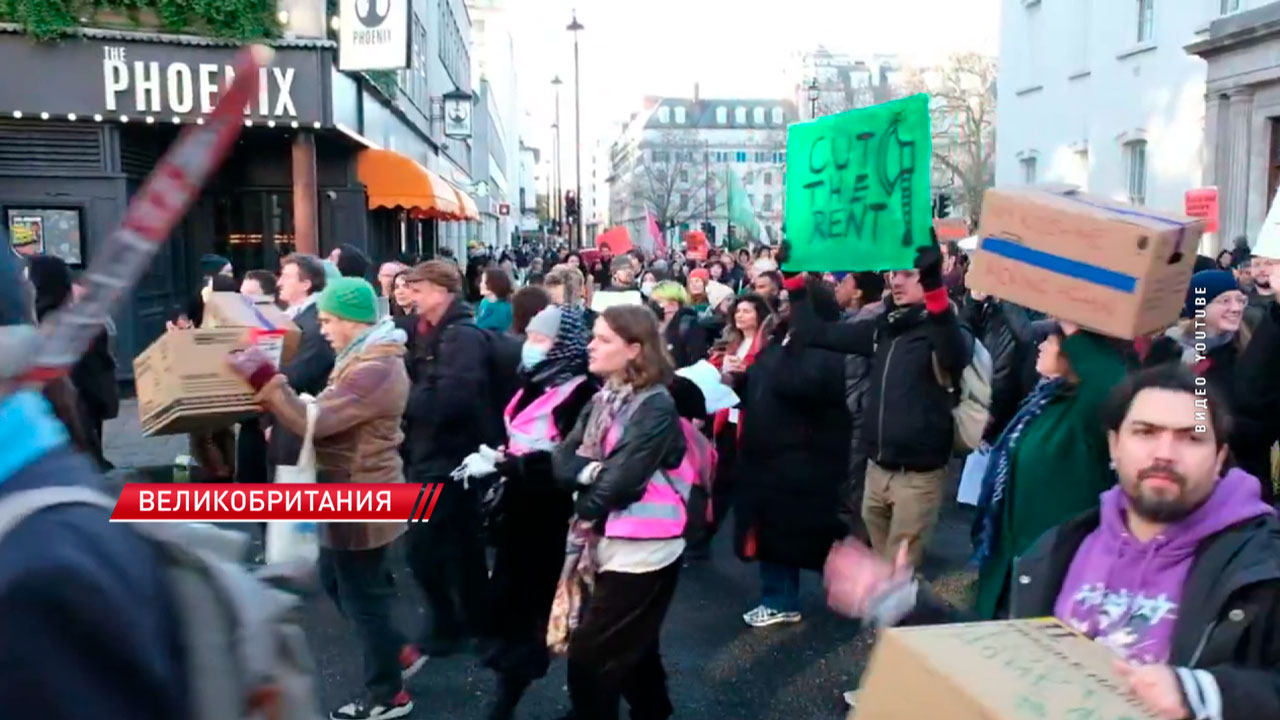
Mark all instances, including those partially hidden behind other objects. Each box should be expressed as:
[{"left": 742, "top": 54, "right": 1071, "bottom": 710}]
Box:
[
  {"left": 265, "top": 398, "right": 320, "bottom": 565},
  {"left": 956, "top": 446, "right": 990, "bottom": 507}
]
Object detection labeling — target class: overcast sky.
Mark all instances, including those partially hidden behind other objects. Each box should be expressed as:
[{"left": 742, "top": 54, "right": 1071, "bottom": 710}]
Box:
[{"left": 504, "top": 0, "right": 1002, "bottom": 178}]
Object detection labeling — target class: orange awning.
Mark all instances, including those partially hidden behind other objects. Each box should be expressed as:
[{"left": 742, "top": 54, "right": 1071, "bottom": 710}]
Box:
[
  {"left": 356, "top": 149, "right": 462, "bottom": 219},
  {"left": 452, "top": 185, "right": 480, "bottom": 220}
]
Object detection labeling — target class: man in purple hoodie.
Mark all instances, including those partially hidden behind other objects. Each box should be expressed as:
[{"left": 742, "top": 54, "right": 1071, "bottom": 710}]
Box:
[{"left": 825, "top": 363, "right": 1280, "bottom": 720}]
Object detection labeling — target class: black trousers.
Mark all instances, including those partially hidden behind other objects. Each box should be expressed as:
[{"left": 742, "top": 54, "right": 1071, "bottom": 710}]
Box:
[
  {"left": 317, "top": 545, "right": 404, "bottom": 703},
  {"left": 567, "top": 560, "right": 681, "bottom": 720},
  {"left": 406, "top": 481, "right": 492, "bottom": 643}
]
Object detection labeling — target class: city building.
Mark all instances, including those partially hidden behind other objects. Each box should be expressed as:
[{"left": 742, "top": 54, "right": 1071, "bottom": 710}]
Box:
[
  {"left": 1188, "top": 0, "right": 1280, "bottom": 249},
  {"left": 467, "top": 0, "right": 520, "bottom": 248},
  {"left": 996, "top": 0, "right": 1253, "bottom": 251},
  {"left": 607, "top": 90, "right": 797, "bottom": 248},
  {"left": 583, "top": 137, "right": 611, "bottom": 240},
  {"left": 794, "top": 47, "right": 902, "bottom": 122},
  {"left": 0, "top": 0, "right": 485, "bottom": 370},
  {"left": 518, "top": 139, "right": 541, "bottom": 233}
]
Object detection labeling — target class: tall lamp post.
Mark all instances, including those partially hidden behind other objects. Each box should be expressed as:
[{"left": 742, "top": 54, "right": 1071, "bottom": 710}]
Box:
[
  {"left": 808, "top": 77, "right": 820, "bottom": 119},
  {"left": 551, "top": 76, "right": 563, "bottom": 236},
  {"left": 568, "top": 11, "right": 585, "bottom": 249}
]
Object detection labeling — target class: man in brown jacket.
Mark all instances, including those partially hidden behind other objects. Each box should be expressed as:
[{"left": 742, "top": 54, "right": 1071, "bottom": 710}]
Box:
[{"left": 229, "top": 276, "right": 418, "bottom": 720}]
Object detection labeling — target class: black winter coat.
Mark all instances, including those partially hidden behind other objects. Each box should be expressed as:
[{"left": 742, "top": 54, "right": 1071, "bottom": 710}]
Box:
[
  {"left": 662, "top": 307, "right": 709, "bottom": 369},
  {"left": 734, "top": 334, "right": 851, "bottom": 570},
  {"left": 907, "top": 510, "right": 1280, "bottom": 720},
  {"left": 842, "top": 303, "right": 884, "bottom": 534},
  {"left": 1144, "top": 301, "right": 1280, "bottom": 488},
  {"left": 791, "top": 290, "right": 971, "bottom": 472},
  {"left": 400, "top": 298, "right": 500, "bottom": 479},
  {"left": 552, "top": 386, "right": 686, "bottom": 524},
  {"left": 961, "top": 297, "right": 1034, "bottom": 444},
  {"left": 267, "top": 302, "right": 335, "bottom": 466}
]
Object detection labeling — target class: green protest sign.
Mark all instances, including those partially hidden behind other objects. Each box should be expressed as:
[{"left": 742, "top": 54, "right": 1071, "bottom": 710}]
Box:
[{"left": 782, "top": 93, "right": 933, "bottom": 272}]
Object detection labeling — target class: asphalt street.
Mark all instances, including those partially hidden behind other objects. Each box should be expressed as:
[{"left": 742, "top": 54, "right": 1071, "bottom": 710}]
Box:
[{"left": 104, "top": 400, "right": 977, "bottom": 720}]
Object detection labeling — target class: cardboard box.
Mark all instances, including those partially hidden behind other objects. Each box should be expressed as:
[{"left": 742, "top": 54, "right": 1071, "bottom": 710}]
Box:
[
  {"left": 201, "top": 292, "right": 300, "bottom": 364},
  {"left": 855, "top": 618, "right": 1159, "bottom": 720},
  {"left": 969, "top": 187, "right": 1203, "bottom": 338},
  {"left": 133, "top": 328, "right": 265, "bottom": 436}
]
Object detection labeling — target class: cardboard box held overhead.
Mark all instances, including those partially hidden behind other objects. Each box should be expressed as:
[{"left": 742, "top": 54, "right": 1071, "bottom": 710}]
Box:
[
  {"left": 969, "top": 187, "right": 1203, "bottom": 339},
  {"left": 133, "top": 328, "right": 263, "bottom": 436},
  {"left": 855, "top": 619, "right": 1160, "bottom": 720},
  {"left": 201, "top": 292, "right": 300, "bottom": 365}
]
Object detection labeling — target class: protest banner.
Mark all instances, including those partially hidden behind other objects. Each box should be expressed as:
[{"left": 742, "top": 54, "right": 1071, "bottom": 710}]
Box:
[
  {"left": 1256, "top": 187, "right": 1280, "bottom": 260},
  {"left": 1184, "top": 187, "right": 1219, "bottom": 234},
  {"left": 782, "top": 93, "right": 933, "bottom": 272}
]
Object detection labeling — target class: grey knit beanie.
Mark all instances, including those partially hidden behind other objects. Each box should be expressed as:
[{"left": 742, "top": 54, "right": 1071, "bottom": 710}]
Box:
[{"left": 525, "top": 305, "right": 563, "bottom": 339}]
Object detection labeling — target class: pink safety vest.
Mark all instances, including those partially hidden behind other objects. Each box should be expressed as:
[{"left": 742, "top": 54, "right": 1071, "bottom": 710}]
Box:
[
  {"left": 504, "top": 376, "right": 587, "bottom": 455},
  {"left": 598, "top": 388, "right": 715, "bottom": 540}
]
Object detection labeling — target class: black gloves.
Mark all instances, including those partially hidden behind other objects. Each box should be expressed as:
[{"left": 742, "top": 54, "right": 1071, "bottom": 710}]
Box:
[{"left": 914, "top": 244, "right": 944, "bottom": 293}]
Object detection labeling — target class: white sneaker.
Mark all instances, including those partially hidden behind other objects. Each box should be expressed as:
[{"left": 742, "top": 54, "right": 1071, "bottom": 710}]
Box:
[
  {"left": 742, "top": 604, "right": 802, "bottom": 627},
  {"left": 843, "top": 690, "right": 859, "bottom": 708}
]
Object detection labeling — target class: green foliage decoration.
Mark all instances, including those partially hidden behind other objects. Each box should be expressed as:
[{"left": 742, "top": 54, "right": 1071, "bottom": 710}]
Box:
[{"left": 0, "top": 0, "right": 281, "bottom": 41}]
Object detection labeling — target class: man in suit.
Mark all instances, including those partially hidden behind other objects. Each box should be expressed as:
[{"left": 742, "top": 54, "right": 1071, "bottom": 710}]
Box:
[{"left": 268, "top": 253, "right": 336, "bottom": 468}]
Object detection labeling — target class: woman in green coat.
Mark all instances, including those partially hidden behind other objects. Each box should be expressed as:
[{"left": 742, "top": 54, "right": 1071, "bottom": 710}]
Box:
[{"left": 972, "top": 319, "right": 1128, "bottom": 619}]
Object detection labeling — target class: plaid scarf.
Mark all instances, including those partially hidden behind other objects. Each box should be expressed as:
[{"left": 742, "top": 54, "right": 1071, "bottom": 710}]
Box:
[
  {"left": 579, "top": 380, "right": 635, "bottom": 462},
  {"left": 527, "top": 304, "right": 590, "bottom": 388},
  {"left": 972, "top": 376, "right": 1069, "bottom": 565}
]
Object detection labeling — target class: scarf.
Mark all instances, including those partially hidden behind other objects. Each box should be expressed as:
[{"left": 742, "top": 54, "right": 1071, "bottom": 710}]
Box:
[
  {"left": 578, "top": 380, "right": 635, "bottom": 461},
  {"left": 332, "top": 317, "right": 407, "bottom": 374},
  {"left": 972, "top": 376, "right": 1069, "bottom": 565},
  {"left": 1174, "top": 327, "right": 1234, "bottom": 366},
  {"left": 886, "top": 303, "right": 926, "bottom": 332},
  {"left": 527, "top": 304, "right": 590, "bottom": 388}
]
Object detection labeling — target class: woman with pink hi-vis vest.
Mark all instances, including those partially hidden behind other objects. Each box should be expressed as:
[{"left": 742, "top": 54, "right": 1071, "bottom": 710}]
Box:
[
  {"left": 552, "top": 305, "right": 689, "bottom": 720},
  {"left": 483, "top": 305, "right": 598, "bottom": 720}
]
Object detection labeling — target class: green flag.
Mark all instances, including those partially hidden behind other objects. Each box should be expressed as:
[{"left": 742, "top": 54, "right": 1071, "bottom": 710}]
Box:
[
  {"left": 782, "top": 93, "right": 933, "bottom": 272},
  {"left": 720, "top": 168, "right": 763, "bottom": 247}
]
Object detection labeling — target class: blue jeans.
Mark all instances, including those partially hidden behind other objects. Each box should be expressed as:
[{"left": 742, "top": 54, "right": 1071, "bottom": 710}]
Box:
[{"left": 759, "top": 562, "right": 800, "bottom": 613}]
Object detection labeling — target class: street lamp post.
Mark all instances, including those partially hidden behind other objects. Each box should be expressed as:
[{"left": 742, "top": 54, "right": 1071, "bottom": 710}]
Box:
[
  {"left": 568, "top": 11, "right": 585, "bottom": 249},
  {"left": 551, "top": 76, "right": 563, "bottom": 236},
  {"left": 808, "top": 77, "right": 820, "bottom": 119}
]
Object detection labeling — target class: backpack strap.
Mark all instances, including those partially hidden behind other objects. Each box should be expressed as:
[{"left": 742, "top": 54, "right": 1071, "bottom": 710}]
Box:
[{"left": 0, "top": 486, "right": 116, "bottom": 541}]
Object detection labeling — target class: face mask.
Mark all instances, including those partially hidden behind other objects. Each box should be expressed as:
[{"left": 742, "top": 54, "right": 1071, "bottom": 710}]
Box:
[
  {"left": 641, "top": 282, "right": 656, "bottom": 297},
  {"left": 521, "top": 342, "right": 549, "bottom": 369}
]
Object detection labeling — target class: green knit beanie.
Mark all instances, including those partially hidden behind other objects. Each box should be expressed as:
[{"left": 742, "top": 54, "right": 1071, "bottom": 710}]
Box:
[{"left": 317, "top": 277, "right": 378, "bottom": 324}]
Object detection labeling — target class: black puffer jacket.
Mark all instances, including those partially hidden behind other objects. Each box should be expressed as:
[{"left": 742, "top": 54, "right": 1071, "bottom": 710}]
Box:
[
  {"left": 962, "top": 297, "right": 1034, "bottom": 444},
  {"left": 400, "top": 298, "right": 499, "bottom": 478},
  {"left": 552, "top": 385, "right": 686, "bottom": 523},
  {"left": 791, "top": 290, "right": 971, "bottom": 472},
  {"left": 905, "top": 510, "right": 1280, "bottom": 720},
  {"left": 662, "top": 307, "right": 709, "bottom": 369}
]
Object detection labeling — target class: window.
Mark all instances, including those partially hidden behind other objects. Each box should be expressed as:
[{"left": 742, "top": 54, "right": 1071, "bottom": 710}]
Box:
[
  {"left": 1075, "top": 148, "right": 1090, "bottom": 189},
  {"left": 744, "top": 171, "right": 754, "bottom": 184},
  {"left": 753, "top": 107, "right": 765, "bottom": 124},
  {"left": 771, "top": 107, "right": 784, "bottom": 124},
  {"left": 754, "top": 151, "right": 769, "bottom": 162},
  {"left": 763, "top": 171, "right": 773, "bottom": 185},
  {"left": 1125, "top": 140, "right": 1148, "bottom": 205},
  {"left": 674, "top": 106, "right": 687, "bottom": 124},
  {"left": 7, "top": 208, "right": 82, "bottom": 264},
  {"left": 735, "top": 107, "right": 747, "bottom": 124},
  {"left": 658, "top": 106, "right": 671, "bottom": 123},
  {"left": 1020, "top": 156, "right": 1037, "bottom": 185},
  {"left": 651, "top": 150, "right": 670, "bottom": 163},
  {"left": 1221, "top": 0, "right": 1240, "bottom": 14},
  {"left": 679, "top": 193, "right": 690, "bottom": 210},
  {"left": 735, "top": 151, "right": 747, "bottom": 163},
  {"left": 1136, "top": 0, "right": 1154, "bottom": 43},
  {"left": 679, "top": 170, "right": 689, "bottom": 182},
  {"left": 762, "top": 194, "right": 774, "bottom": 212},
  {"left": 716, "top": 106, "right": 728, "bottom": 124}
]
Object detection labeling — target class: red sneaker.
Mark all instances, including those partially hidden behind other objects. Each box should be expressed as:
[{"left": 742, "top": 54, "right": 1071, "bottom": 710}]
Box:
[{"left": 399, "top": 644, "right": 426, "bottom": 679}]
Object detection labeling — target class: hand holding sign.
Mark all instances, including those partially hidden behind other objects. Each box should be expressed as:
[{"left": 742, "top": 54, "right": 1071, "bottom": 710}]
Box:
[{"left": 783, "top": 94, "right": 933, "bottom": 274}]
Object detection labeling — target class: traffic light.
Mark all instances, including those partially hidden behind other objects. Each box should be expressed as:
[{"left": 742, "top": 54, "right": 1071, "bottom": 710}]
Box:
[
  {"left": 701, "top": 221, "right": 716, "bottom": 244},
  {"left": 935, "top": 193, "right": 952, "bottom": 218},
  {"left": 564, "top": 191, "right": 577, "bottom": 220}
]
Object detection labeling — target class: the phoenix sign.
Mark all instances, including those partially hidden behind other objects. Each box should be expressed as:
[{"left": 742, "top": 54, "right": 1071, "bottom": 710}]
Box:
[{"left": 339, "top": 0, "right": 410, "bottom": 72}]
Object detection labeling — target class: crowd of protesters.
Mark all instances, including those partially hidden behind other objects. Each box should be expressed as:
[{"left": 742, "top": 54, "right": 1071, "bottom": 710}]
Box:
[{"left": 3, "top": 222, "right": 1280, "bottom": 720}]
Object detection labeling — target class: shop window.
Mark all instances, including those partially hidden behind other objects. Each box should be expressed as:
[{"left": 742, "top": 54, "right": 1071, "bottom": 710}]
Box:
[
  {"left": 1125, "top": 140, "right": 1147, "bottom": 206},
  {"left": 7, "top": 208, "right": 82, "bottom": 265}
]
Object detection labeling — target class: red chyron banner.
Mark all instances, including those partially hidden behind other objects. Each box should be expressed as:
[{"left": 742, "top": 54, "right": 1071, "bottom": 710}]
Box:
[{"left": 110, "top": 483, "right": 445, "bottom": 523}]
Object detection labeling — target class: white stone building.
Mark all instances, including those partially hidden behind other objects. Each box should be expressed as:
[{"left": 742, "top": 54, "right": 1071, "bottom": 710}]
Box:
[
  {"left": 793, "top": 47, "right": 903, "bottom": 122},
  {"left": 607, "top": 93, "right": 797, "bottom": 248},
  {"left": 1189, "top": 0, "right": 1280, "bottom": 250},
  {"left": 996, "top": 0, "right": 1259, "bottom": 252},
  {"left": 518, "top": 139, "right": 541, "bottom": 233},
  {"left": 467, "top": 0, "right": 521, "bottom": 248}
]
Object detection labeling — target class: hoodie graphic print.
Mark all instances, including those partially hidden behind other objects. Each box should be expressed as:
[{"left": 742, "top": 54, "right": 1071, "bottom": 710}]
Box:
[{"left": 1052, "top": 468, "right": 1274, "bottom": 664}]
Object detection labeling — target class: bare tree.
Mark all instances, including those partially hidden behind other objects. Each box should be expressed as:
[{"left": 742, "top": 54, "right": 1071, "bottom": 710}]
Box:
[
  {"left": 906, "top": 53, "right": 998, "bottom": 224},
  {"left": 631, "top": 132, "right": 716, "bottom": 229}
]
